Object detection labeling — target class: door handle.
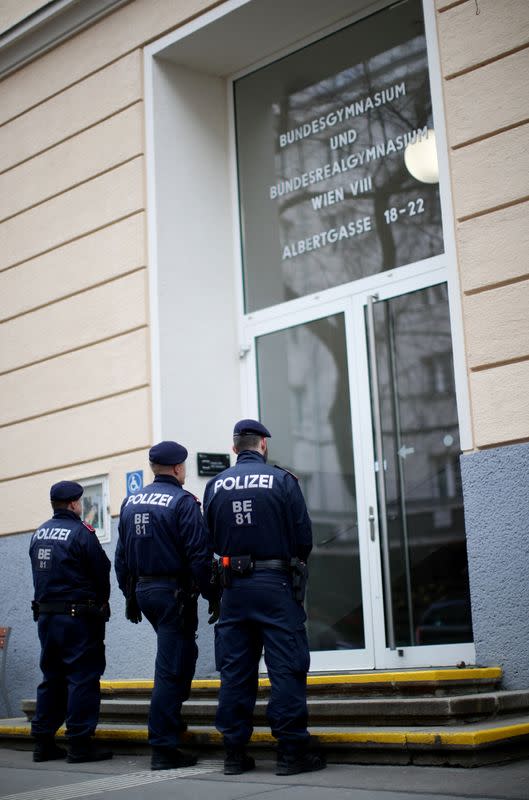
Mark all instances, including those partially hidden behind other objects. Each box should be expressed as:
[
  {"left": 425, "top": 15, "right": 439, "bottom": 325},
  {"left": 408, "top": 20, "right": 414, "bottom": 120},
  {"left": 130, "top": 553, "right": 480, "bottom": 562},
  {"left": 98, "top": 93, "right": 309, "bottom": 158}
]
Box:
[{"left": 368, "top": 506, "right": 376, "bottom": 541}]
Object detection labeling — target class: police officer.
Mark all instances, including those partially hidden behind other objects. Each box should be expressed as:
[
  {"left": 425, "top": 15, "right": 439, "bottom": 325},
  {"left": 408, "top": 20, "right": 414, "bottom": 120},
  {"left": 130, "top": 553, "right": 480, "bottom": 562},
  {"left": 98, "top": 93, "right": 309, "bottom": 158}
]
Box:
[
  {"left": 115, "top": 441, "right": 214, "bottom": 770},
  {"left": 29, "top": 481, "right": 112, "bottom": 764},
  {"left": 203, "top": 419, "right": 326, "bottom": 776}
]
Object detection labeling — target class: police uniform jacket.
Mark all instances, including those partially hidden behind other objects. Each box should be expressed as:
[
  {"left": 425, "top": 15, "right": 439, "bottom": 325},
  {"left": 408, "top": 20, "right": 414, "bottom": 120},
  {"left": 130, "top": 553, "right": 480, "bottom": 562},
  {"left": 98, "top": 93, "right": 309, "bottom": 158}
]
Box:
[
  {"left": 203, "top": 450, "right": 312, "bottom": 561},
  {"left": 115, "top": 474, "right": 212, "bottom": 597},
  {"left": 29, "top": 510, "right": 111, "bottom": 605}
]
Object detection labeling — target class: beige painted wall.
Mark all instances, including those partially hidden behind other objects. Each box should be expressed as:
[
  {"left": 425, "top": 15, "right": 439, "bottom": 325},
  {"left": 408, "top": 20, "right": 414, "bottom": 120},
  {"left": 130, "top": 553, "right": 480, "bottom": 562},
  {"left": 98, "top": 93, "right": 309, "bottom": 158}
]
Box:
[
  {"left": 435, "top": 0, "right": 529, "bottom": 449},
  {"left": 2, "top": 0, "right": 527, "bottom": 534},
  {"left": 0, "top": 0, "right": 215, "bottom": 535}
]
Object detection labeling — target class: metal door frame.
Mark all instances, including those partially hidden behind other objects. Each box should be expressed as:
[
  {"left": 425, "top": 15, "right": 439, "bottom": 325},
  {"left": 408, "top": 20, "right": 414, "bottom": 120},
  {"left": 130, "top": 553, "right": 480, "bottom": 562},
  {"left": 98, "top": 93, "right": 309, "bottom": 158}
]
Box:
[
  {"left": 244, "top": 294, "right": 377, "bottom": 672},
  {"left": 244, "top": 266, "right": 476, "bottom": 671},
  {"left": 353, "top": 270, "right": 476, "bottom": 669},
  {"left": 232, "top": 0, "right": 475, "bottom": 671}
]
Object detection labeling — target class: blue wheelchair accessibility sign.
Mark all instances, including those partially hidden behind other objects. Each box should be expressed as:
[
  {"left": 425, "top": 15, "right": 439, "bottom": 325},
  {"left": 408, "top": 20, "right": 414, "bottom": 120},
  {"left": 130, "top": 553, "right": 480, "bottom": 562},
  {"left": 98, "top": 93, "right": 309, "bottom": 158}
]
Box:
[{"left": 126, "top": 470, "right": 143, "bottom": 496}]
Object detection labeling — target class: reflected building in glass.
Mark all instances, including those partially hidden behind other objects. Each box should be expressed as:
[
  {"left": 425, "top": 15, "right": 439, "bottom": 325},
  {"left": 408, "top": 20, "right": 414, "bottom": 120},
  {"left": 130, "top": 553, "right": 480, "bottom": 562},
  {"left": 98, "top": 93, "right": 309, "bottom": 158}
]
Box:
[
  {"left": 235, "top": 0, "right": 444, "bottom": 312},
  {"left": 257, "top": 314, "right": 364, "bottom": 651},
  {"left": 367, "top": 285, "right": 472, "bottom": 648}
]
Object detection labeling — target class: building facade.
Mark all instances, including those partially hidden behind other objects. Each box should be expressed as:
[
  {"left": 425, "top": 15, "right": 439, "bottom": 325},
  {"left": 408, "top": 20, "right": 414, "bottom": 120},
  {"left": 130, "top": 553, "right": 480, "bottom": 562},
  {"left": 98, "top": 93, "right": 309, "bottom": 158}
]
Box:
[{"left": 0, "top": 0, "right": 528, "bottom": 715}]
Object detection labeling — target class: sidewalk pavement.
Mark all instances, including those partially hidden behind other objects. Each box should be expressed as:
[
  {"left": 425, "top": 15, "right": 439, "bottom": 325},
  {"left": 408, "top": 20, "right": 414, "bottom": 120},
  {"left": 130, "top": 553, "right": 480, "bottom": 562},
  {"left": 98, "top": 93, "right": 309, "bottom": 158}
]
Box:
[{"left": 1, "top": 743, "right": 529, "bottom": 800}]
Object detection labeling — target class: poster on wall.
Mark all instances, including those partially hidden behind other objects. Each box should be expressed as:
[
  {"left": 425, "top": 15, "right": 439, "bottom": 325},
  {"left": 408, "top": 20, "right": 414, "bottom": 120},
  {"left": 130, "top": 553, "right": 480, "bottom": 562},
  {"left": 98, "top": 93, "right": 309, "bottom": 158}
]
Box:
[
  {"left": 79, "top": 477, "right": 110, "bottom": 544},
  {"left": 234, "top": 0, "right": 444, "bottom": 312}
]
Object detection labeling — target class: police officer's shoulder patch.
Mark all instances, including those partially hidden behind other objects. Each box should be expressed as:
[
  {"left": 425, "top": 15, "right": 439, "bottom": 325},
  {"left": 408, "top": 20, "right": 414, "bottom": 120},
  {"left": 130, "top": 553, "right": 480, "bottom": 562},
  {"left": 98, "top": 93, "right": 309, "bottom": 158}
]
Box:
[
  {"left": 82, "top": 521, "right": 96, "bottom": 533},
  {"left": 183, "top": 490, "right": 201, "bottom": 506},
  {"left": 274, "top": 464, "right": 299, "bottom": 481}
]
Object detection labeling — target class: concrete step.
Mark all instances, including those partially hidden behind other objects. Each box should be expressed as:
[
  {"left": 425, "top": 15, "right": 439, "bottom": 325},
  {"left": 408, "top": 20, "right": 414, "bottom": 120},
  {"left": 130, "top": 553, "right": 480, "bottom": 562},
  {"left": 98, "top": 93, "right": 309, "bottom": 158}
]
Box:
[
  {"left": 3, "top": 713, "right": 529, "bottom": 766},
  {"left": 100, "top": 667, "right": 502, "bottom": 699},
  {"left": 20, "top": 688, "right": 529, "bottom": 727},
  {"left": 15, "top": 667, "right": 523, "bottom": 767}
]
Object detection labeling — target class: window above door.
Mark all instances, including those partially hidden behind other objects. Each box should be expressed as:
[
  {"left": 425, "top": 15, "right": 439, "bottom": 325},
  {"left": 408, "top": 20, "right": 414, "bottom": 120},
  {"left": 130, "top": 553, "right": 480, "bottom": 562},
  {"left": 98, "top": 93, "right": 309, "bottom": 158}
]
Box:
[{"left": 234, "top": 0, "right": 444, "bottom": 313}]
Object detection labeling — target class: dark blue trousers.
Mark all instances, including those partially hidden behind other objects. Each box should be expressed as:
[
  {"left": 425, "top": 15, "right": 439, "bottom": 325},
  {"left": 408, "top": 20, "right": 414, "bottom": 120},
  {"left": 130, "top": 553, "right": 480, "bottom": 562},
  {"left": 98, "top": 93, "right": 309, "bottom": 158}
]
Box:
[
  {"left": 31, "top": 614, "right": 105, "bottom": 741},
  {"left": 136, "top": 582, "right": 198, "bottom": 748},
  {"left": 215, "top": 571, "right": 310, "bottom": 750}
]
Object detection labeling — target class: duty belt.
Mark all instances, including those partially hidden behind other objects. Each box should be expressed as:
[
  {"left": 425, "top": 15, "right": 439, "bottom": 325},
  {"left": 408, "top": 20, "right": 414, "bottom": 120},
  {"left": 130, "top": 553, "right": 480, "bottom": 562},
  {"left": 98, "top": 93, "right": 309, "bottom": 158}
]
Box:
[
  {"left": 220, "top": 556, "right": 289, "bottom": 572},
  {"left": 254, "top": 559, "right": 289, "bottom": 571},
  {"left": 137, "top": 575, "right": 180, "bottom": 583},
  {"left": 216, "top": 556, "right": 293, "bottom": 591},
  {"left": 36, "top": 601, "right": 98, "bottom": 617}
]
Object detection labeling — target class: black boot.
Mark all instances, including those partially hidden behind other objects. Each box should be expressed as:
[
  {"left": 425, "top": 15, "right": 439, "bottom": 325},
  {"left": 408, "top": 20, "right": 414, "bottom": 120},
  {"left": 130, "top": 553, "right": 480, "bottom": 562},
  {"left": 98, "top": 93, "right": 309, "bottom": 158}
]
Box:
[
  {"left": 276, "top": 742, "right": 326, "bottom": 776},
  {"left": 223, "top": 747, "right": 255, "bottom": 776},
  {"left": 66, "top": 737, "right": 113, "bottom": 763},
  {"left": 33, "top": 735, "right": 67, "bottom": 763},
  {"left": 151, "top": 746, "right": 197, "bottom": 770}
]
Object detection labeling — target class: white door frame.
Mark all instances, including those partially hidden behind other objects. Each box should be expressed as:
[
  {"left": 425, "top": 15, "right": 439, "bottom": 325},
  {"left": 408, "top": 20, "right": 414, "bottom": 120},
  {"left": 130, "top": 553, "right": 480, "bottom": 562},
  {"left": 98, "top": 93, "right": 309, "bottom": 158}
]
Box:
[
  {"left": 245, "top": 294, "right": 377, "bottom": 671},
  {"left": 230, "top": 0, "right": 475, "bottom": 670},
  {"left": 245, "top": 266, "right": 475, "bottom": 671},
  {"left": 353, "top": 270, "right": 476, "bottom": 669}
]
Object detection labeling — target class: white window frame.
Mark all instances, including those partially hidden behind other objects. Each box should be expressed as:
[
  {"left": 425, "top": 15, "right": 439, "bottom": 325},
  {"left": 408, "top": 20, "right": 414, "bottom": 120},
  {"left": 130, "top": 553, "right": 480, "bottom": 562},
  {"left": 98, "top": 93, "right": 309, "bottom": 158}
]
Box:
[
  {"left": 227, "top": 3, "right": 475, "bottom": 670},
  {"left": 228, "top": 0, "right": 471, "bottom": 452}
]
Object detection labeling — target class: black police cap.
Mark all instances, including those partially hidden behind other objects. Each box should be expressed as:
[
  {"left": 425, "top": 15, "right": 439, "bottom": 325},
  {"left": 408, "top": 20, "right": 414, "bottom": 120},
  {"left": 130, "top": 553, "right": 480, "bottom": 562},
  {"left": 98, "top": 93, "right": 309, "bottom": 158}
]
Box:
[
  {"left": 149, "top": 440, "right": 188, "bottom": 465},
  {"left": 50, "top": 480, "right": 84, "bottom": 502},
  {"left": 233, "top": 419, "right": 271, "bottom": 438}
]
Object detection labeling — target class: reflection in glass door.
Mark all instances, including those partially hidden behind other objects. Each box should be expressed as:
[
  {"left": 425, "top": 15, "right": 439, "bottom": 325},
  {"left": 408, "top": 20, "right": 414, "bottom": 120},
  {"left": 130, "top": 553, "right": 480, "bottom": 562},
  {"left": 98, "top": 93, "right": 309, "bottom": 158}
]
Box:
[
  {"left": 365, "top": 284, "right": 473, "bottom": 653},
  {"left": 250, "top": 282, "right": 474, "bottom": 671},
  {"left": 255, "top": 312, "right": 366, "bottom": 658}
]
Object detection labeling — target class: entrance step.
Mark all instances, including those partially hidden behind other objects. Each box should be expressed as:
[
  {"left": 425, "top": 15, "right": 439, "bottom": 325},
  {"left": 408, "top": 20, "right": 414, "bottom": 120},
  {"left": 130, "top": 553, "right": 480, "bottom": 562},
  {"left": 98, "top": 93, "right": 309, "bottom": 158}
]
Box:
[
  {"left": 2, "top": 714, "right": 529, "bottom": 767},
  {"left": 20, "top": 688, "right": 529, "bottom": 727},
  {"left": 20, "top": 667, "right": 506, "bottom": 728},
  {"left": 98, "top": 667, "right": 502, "bottom": 699},
  {"left": 8, "top": 667, "right": 529, "bottom": 766}
]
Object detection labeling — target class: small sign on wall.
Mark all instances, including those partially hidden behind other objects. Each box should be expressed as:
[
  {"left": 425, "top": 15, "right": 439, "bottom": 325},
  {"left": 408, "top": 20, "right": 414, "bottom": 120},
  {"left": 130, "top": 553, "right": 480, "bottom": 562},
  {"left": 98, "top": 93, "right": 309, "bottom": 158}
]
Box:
[
  {"left": 197, "top": 453, "right": 230, "bottom": 477},
  {"left": 79, "top": 476, "right": 111, "bottom": 544},
  {"left": 126, "top": 470, "right": 144, "bottom": 496}
]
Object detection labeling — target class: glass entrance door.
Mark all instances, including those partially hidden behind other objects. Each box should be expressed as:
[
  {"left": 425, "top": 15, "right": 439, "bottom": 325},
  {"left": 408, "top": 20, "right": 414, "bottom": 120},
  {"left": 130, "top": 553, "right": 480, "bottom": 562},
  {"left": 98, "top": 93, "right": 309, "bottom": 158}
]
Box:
[
  {"left": 362, "top": 279, "right": 474, "bottom": 668},
  {"left": 254, "top": 304, "right": 374, "bottom": 671},
  {"left": 249, "top": 277, "right": 475, "bottom": 671}
]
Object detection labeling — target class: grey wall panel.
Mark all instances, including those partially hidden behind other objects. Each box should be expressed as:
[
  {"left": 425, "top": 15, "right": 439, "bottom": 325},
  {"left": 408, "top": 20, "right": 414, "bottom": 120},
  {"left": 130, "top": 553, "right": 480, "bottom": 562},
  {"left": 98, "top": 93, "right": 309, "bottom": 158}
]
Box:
[
  {"left": 0, "top": 528, "right": 39, "bottom": 718},
  {"left": 0, "top": 517, "right": 216, "bottom": 719},
  {"left": 461, "top": 441, "right": 529, "bottom": 689}
]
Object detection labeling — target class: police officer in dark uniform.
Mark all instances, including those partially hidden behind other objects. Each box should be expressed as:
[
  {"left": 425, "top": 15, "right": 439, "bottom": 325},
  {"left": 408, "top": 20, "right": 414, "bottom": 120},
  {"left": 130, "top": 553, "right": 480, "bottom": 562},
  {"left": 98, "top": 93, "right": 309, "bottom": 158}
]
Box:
[
  {"left": 29, "top": 481, "right": 112, "bottom": 764},
  {"left": 115, "top": 441, "right": 214, "bottom": 770},
  {"left": 203, "top": 419, "right": 326, "bottom": 776}
]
